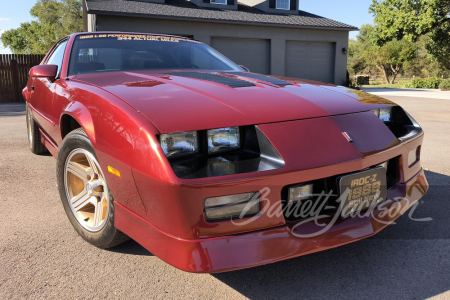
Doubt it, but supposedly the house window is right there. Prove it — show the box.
[276,0,290,10]
[210,0,227,4]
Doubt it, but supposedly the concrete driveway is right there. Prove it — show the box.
[1,92,450,299]
[362,87,450,100]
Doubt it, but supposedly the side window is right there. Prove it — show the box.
[46,40,68,78]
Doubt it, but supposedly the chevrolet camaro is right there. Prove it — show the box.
[23,32,428,273]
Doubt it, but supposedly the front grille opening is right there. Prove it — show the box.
[280,156,399,223]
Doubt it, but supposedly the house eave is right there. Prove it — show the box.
[87,10,359,31]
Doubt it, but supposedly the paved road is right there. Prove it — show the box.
[1,94,450,299]
[362,87,450,100]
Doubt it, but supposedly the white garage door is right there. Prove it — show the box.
[285,41,335,83]
[211,37,270,75]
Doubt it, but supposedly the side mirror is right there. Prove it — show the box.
[29,65,58,79]
[239,65,250,72]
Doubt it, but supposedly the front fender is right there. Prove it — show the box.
[56,79,152,218]
[61,102,96,146]
[22,87,29,101]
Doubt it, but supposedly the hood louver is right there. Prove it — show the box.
[164,72,255,88]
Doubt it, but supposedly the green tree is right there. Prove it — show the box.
[370,0,450,69]
[364,38,417,84]
[348,24,379,76]
[1,0,82,54]
[425,22,450,69]
[402,35,450,77]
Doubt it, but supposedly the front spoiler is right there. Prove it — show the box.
[115,169,428,273]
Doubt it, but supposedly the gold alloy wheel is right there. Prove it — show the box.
[64,149,109,232]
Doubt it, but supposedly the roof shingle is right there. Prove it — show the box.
[86,0,358,30]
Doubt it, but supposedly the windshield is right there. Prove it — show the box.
[68,34,242,76]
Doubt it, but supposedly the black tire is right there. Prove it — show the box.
[56,128,129,248]
[26,104,48,154]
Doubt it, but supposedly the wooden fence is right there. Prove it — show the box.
[0,54,45,103]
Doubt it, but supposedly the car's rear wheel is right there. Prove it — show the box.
[26,104,47,154]
[56,128,129,248]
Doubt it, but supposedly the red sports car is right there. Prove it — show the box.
[24,32,428,273]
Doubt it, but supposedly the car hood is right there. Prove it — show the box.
[72,70,396,134]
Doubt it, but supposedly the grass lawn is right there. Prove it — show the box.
[359,78,411,89]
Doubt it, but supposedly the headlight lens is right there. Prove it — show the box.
[372,107,392,122]
[372,106,423,142]
[204,192,260,221]
[160,131,198,158]
[207,127,240,154]
[159,126,285,179]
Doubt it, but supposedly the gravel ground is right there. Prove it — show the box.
[0,95,449,300]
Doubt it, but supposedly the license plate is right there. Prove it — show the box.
[339,167,387,217]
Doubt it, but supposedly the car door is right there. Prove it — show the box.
[29,39,68,140]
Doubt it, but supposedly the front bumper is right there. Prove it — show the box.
[115,168,428,273]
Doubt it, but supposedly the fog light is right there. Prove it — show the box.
[408,146,420,167]
[288,184,313,204]
[204,192,260,221]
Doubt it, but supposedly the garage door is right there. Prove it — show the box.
[285,41,335,83]
[211,37,270,75]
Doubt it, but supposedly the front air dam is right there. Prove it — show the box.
[114,169,428,273]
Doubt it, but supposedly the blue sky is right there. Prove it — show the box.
[0,0,375,54]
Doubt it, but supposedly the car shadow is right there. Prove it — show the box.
[40,152,53,157]
[211,170,450,299]
[0,103,26,116]
[107,239,154,256]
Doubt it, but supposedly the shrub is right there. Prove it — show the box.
[403,78,443,89]
[426,77,444,89]
[439,79,450,90]
[343,71,360,89]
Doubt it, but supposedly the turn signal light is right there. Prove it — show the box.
[107,166,121,177]
[204,192,260,221]
[408,146,420,167]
